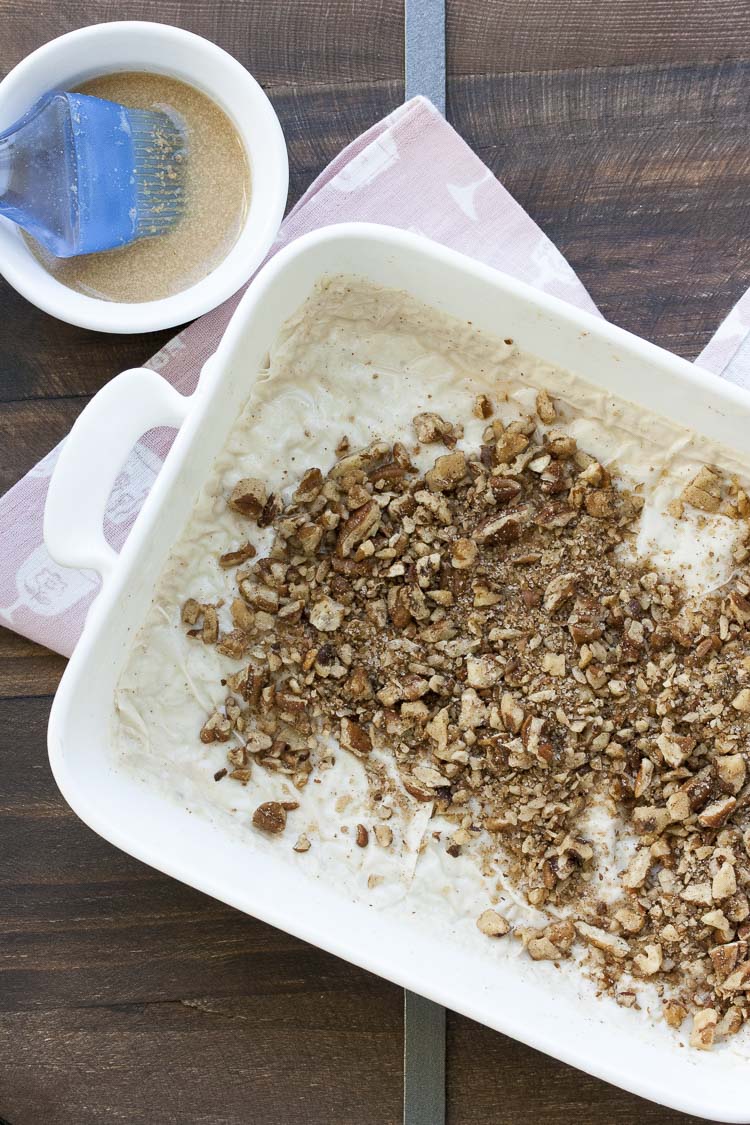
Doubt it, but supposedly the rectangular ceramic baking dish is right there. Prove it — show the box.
[45,224,750,1122]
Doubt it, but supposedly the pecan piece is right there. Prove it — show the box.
[200,711,232,743]
[252,801,288,834]
[219,542,256,568]
[413,412,462,447]
[473,394,493,419]
[228,478,267,519]
[340,717,372,757]
[258,493,283,528]
[216,629,249,659]
[337,500,380,557]
[450,537,478,569]
[425,451,467,492]
[473,509,526,543]
[293,467,324,503]
[689,1008,718,1050]
[476,909,510,937]
[543,573,577,613]
[329,440,391,478]
[699,796,737,829]
[584,489,618,519]
[201,605,219,644]
[182,598,202,625]
[682,466,723,514]
[536,388,557,424]
[309,595,346,632]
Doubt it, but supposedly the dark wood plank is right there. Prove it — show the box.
[0,625,65,698]
[0,0,406,84]
[0,289,174,403]
[3,0,749,82]
[0,400,88,492]
[448,0,750,72]
[451,59,750,356]
[447,1014,705,1125]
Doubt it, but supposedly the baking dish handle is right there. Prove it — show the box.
[44,367,191,583]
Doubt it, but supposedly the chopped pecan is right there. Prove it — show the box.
[682,466,723,514]
[413,413,462,447]
[200,711,232,743]
[219,542,257,568]
[699,796,737,829]
[182,598,202,625]
[473,394,493,419]
[294,467,324,503]
[252,801,288,834]
[201,605,219,644]
[473,509,527,543]
[340,717,372,756]
[536,388,557,424]
[689,1008,718,1050]
[425,452,467,492]
[228,478,267,519]
[543,573,577,613]
[337,500,380,557]
[216,630,249,659]
[309,596,346,632]
[476,909,511,937]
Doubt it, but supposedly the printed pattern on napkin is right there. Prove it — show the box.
[0,96,747,657]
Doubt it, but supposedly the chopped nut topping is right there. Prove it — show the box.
[294,467,324,503]
[450,537,478,569]
[374,823,393,847]
[473,394,493,420]
[252,801,288,834]
[309,596,346,632]
[413,412,463,447]
[689,1008,718,1050]
[536,389,557,425]
[201,605,219,644]
[682,466,723,514]
[219,542,257,568]
[228,478,267,520]
[340,717,372,757]
[476,909,511,937]
[186,415,750,1047]
[425,452,467,492]
[182,598,202,625]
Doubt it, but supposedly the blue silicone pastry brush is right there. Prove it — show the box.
[0,90,186,257]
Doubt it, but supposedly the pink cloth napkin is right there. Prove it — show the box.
[2,96,750,658]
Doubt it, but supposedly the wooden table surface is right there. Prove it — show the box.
[2,2,749,1122]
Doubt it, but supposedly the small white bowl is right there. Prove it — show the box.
[0,22,288,333]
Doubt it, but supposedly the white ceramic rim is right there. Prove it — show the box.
[0,21,288,333]
[45,223,750,1121]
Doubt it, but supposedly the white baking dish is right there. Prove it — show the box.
[45,224,750,1121]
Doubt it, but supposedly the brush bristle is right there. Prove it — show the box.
[125,108,186,239]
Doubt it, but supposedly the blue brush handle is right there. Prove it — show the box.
[0,91,138,257]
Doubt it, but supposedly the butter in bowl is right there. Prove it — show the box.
[0,21,288,333]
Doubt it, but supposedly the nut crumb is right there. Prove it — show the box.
[190,424,750,1048]
[476,909,511,937]
[228,478,267,520]
[252,801,288,834]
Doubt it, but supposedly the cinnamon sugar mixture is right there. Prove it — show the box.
[187,394,750,1053]
[25,71,250,302]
